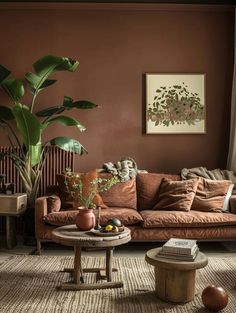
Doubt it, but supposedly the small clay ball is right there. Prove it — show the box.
[202,285,228,312]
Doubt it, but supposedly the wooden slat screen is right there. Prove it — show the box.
[0,146,74,233]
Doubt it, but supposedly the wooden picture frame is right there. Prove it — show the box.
[146,73,206,134]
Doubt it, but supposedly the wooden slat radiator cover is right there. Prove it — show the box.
[0,146,74,233]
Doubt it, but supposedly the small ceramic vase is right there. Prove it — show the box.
[75,207,96,231]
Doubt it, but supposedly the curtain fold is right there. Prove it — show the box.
[227,6,236,171]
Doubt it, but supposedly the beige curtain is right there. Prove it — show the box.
[227,7,236,171]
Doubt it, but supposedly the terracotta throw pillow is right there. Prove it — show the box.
[136,173,180,210]
[47,195,61,213]
[152,178,199,212]
[56,170,108,209]
[191,178,232,213]
[99,173,137,210]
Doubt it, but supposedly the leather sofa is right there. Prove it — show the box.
[35,173,236,254]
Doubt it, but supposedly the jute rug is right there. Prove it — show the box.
[0,255,235,313]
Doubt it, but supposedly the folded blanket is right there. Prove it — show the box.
[101,157,147,182]
[181,166,236,185]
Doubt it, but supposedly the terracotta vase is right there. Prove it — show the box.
[75,207,96,231]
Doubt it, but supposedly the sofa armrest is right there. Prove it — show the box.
[230,195,236,214]
[35,197,50,239]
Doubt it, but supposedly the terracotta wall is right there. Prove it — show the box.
[0,4,234,173]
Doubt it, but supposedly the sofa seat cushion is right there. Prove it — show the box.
[100,208,143,225]
[136,173,180,210]
[140,210,236,228]
[43,210,79,226]
[43,208,143,227]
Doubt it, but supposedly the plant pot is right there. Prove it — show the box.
[75,207,96,231]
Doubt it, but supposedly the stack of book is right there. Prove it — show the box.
[157,238,199,261]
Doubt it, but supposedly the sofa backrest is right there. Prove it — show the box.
[136,173,180,211]
[55,172,137,210]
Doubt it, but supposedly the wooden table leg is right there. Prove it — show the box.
[74,246,81,284]
[6,216,17,249]
[106,247,113,282]
[60,246,123,290]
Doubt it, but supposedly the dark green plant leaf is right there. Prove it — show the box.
[33,55,79,76]
[36,106,65,117]
[12,104,41,148]
[0,105,14,120]
[25,55,79,95]
[49,137,87,155]
[1,79,24,102]
[40,79,57,89]
[0,65,11,83]
[63,96,73,107]
[45,115,86,131]
[70,100,97,109]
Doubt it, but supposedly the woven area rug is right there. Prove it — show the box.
[0,255,236,313]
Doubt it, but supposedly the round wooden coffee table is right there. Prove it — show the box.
[145,247,208,303]
[52,225,131,290]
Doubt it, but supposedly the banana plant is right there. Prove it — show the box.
[0,55,97,207]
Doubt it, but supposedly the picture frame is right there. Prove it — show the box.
[146,73,206,134]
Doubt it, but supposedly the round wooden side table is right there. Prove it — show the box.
[52,225,131,290]
[145,247,208,303]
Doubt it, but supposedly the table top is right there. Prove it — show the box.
[145,247,208,270]
[52,224,131,248]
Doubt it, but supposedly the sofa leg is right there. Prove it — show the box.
[35,240,42,255]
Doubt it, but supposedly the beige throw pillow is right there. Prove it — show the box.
[191,178,232,213]
[152,178,199,212]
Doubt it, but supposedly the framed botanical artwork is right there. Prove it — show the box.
[146,73,206,134]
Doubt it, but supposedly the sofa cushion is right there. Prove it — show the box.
[152,178,199,212]
[43,207,143,227]
[56,170,108,209]
[191,178,232,213]
[99,174,137,210]
[43,210,79,226]
[140,210,236,228]
[47,195,61,213]
[100,207,142,225]
[136,173,180,210]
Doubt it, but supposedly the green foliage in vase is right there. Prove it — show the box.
[64,168,119,209]
[0,55,97,206]
[147,83,205,127]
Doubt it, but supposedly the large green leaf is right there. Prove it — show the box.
[36,106,65,117]
[0,105,14,120]
[49,137,87,155]
[25,55,79,94]
[33,55,79,75]
[29,143,42,167]
[1,79,24,102]
[12,104,41,148]
[45,115,86,131]
[0,64,10,83]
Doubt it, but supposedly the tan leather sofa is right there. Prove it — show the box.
[35,173,236,254]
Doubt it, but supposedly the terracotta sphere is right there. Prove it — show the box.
[202,285,228,312]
